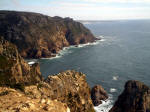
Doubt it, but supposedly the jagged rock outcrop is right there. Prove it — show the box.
[91,85,108,106]
[109,80,150,112]
[0,37,43,86]
[0,10,96,58]
[44,70,95,112]
[0,70,95,112]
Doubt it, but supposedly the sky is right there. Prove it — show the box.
[0,0,150,20]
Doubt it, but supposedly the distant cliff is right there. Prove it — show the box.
[0,11,96,58]
[110,80,150,112]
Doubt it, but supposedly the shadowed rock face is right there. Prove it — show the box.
[91,85,108,106]
[109,80,150,112]
[0,11,96,58]
[0,37,43,86]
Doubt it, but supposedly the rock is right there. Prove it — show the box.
[91,85,108,106]
[109,80,150,112]
[0,37,43,86]
[0,86,70,112]
[45,70,95,112]
[0,37,95,111]
[0,11,97,58]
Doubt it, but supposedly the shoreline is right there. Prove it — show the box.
[26,36,105,65]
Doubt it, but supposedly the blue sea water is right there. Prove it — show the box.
[38,20,150,111]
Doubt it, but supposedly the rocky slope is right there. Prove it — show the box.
[0,10,96,58]
[0,36,43,86]
[0,86,70,112]
[109,80,150,112]
[0,70,95,112]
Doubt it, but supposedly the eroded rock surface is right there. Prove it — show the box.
[0,70,95,112]
[109,80,150,112]
[0,87,70,112]
[91,85,108,106]
[45,70,95,112]
[0,37,43,86]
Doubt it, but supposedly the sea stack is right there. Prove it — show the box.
[91,85,108,106]
[109,80,150,112]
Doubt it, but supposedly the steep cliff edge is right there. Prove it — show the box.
[0,10,96,58]
[44,70,95,112]
[0,36,43,86]
[109,80,150,112]
[0,39,95,111]
[0,70,95,112]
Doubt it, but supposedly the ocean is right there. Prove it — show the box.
[35,20,150,112]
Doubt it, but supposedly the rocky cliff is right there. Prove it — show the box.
[0,36,95,111]
[0,70,95,112]
[45,70,95,112]
[109,80,150,112]
[0,36,43,86]
[0,10,96,58]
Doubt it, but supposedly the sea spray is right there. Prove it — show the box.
[94,94,113,112]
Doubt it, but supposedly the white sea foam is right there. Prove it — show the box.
[112,76,119,81]
[43,36,105,60]
[28,61,35,65]
[110,88,117,93]
[94,94,113,112]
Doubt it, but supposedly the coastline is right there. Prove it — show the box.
[26,36,105,65]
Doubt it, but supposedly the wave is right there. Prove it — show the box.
[94,94,113,112]
[112,76,119,81]
[28,61,35,65]
[26,59,38,65]
[110,88,117,93]
[42,36,105,60]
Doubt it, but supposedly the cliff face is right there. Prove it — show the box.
[0,37,43,86]
[0,11,96,58]
[0,70,95,112]
[110,80,150,112]
[45,70,95,112]
[0,37,95,111]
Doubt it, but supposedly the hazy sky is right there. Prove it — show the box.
[0,0,150,20]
